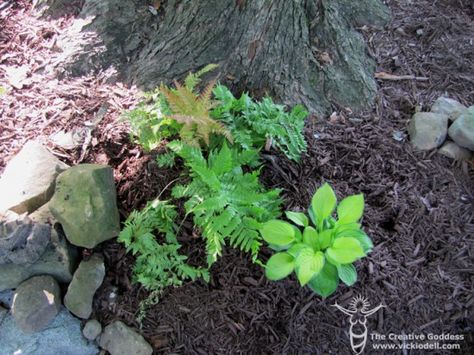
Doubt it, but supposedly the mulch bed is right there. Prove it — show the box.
[1,0,473,354]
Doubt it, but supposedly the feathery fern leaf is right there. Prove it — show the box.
[171,142,282,266]
[160,69,233,148]
[118,199,209,293]
[211,85,307,161]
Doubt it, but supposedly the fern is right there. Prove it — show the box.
[118,199,209,293]
[169,141,282,266]
[160,66,233,148]
[125,64,232,151]
[123,89,181,152]
[156,151,176,168]
[184,63,219,92]
[211,85,308,161]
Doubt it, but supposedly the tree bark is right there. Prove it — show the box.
[39,0,390,115]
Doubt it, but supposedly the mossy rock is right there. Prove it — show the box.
[49,164,120,249]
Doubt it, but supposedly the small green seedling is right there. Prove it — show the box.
[259,183,373,297]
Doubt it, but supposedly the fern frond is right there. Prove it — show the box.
[174,143,282,266]
[184,63,218,91]
[211,85,308,161]
[118,199,208,294]
[159,66,232,148]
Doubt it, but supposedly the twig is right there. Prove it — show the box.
[375,71,429,81]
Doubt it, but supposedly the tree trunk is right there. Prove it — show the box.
[38,0,390,115]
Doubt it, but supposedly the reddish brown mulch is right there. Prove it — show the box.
[1,1,473,354]
[0,0,139,173]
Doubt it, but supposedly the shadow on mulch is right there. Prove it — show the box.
[1,0,473,354]
[86,1,474,354]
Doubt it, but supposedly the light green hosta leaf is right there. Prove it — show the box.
[335,223,361,235]
[337,264,357,286]
[265,252,295,280]
[302,226,318,250]
[311,183,337,227]
[259,220,295,246]
[337,194,364,224]
[308,262,339,297]
[287,243,307,258]
[293,225,302,242]
[335,228,373,253]
[285,211,308,227]
[326,237,365,264]
[295,249,325,286]
[318,229,333,250]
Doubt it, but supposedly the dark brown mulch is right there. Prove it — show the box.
[91,1,474,354]
[1,0,473,354]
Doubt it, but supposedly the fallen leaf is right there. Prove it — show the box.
[5,65,30,89]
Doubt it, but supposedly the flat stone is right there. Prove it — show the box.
[12,275,61,333]
[408,112,448,150]
[29,201,57,225]
[0,228,78,291]
[0,140,68,214]
[0,289,14,306]
[0,306,99,355]
[431,97,467,121]
[438,141,473,161]
[0,218,50,265]
[64,254,105,319]
[0,304,7,324]
[99,321,153,355]
[49,164,120,248]
[448,107,474,150]
[83,319,102,341]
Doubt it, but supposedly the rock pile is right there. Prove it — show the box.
[408,97,473,160]
[0,140,152,353]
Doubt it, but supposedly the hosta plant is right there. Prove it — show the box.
[259,183,373,297]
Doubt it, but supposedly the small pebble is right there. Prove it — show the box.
[83,319,102,341]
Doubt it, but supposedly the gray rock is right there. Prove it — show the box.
[0,306,99,355]
[83,319,102,341]
[12,275,61,333]
[438,141,473,161]
[448,107,474,150]
[0,304,8,324]
[0,228,78,291]
[49,164,120,248]
[0,217,50,264]
[0,140,68,214]
[99,321,153,355]
[64,254,105,319]
[431,97,467,121]
[408,112,448,150]
[29,201,57,225]
[0,289,14,306]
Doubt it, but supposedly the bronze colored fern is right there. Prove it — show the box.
[160,67,232,147]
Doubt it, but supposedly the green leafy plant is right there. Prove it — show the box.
[125,64,232,151]
[259,183,373,297]
[211,85,308,161]
[156,151,176,168]
[124,88,181,151]
[118,198,209,293]
[160,64,233,148]
[169,141,282,266]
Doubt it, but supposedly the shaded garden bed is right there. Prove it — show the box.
[1,0,473,353]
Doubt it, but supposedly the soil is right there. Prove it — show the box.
[1,1,473,354]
